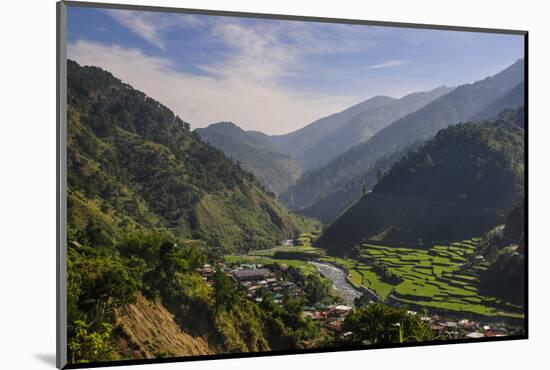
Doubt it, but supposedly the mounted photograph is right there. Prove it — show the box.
[57,1,527,368]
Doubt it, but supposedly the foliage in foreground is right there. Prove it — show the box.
[342,304,433,345]
[67,227,326,363]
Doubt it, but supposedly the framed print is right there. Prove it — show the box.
[57,1,528,368]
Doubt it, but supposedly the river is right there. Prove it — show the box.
[309,261,361,306]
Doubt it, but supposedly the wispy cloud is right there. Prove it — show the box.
[68,40,357,135]
[366,59,409,69]
[105,9,205,49]
[68,13,442,133]
[198,20,378,86]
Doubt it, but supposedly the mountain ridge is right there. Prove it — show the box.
[270,95,396,169]
[196,122,302,195]
[280,59,524,216]
[298,86,454,170]
[317,108,525,251]
[67,60,317,253]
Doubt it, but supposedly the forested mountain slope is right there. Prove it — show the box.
[280,59,524,216]
[196,122,302,195]
[471,81,525,122]
[317,108,525,251]
[297,145,417,224]
[67,60,316,253]
[298,86,453,170]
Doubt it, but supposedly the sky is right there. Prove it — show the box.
[67,6,524,135]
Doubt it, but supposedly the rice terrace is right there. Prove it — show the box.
[61,3,526,365]
[231,232,524,320]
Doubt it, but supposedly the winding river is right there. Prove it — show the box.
[309,261,361,306]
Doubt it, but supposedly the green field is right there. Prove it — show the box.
[226,234,522,319]
[224,232,323,275]
[321,239,523,318]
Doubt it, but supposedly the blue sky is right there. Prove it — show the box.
[67,6,524,135]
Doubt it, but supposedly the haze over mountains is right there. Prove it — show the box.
[197,60,524,225]
[317,108,525,250]
[269,95,396,168]
[278,59,525,222]
[471,80,525,122]
[67,60,317,253]
[69,56,524,247]
[196,122,302,195]
[296,86,454,170]
[197,86,452,195]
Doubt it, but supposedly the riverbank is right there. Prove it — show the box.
[308,261,361,306]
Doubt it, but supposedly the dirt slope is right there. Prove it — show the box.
[115,292,213,359]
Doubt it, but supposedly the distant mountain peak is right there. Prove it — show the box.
[279,60,524,221]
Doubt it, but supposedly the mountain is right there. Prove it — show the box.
[297,145,417,224]
[280,59,524,215]
[298,86,454,170]
[316,109,525,251]
[196,122,302,195]
[471,81,525,122]
[478,198,525,306]
[271,95,396,169]
[196,87,450,195]
[67,60,317,253]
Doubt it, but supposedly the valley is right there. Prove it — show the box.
[65,56,526,364]
[231,234,523,320]
[221,232,524,345]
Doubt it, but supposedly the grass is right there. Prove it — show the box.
[226,234,522,319]
[224,232,325,275]
[333,238,523,318]
[224,254,318,274]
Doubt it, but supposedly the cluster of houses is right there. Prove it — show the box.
[233,265,304,303]
[303,304,353,332]
[198,262,305,303]
[198,263,514,339]
[226,263,355,332]
[418,313,511,339]
[198,262,353,332]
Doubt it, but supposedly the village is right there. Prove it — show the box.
[197,260,514,341]
[198,261,354,333]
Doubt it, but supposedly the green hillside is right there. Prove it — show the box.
[281,60,524,218]
[67,60,318,253]
[296,146,416,224]
[196,122,302,195]
[317,109,524,251]
[478,198,525,305]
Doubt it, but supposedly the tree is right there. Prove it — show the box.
[81,220,112,249]
[304,274,330,304]
[67,249,139,363]
[68,321,114,364]
[353,292,371,308]
[342,304,432,345]
[212,270,238,311]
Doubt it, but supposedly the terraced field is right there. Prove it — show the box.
[322,239,523,318]
[225,232,323,275]
[251,233,321,258]
[227,234,522,319]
